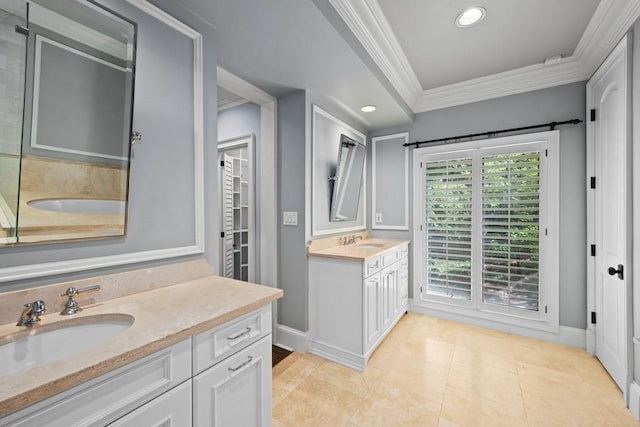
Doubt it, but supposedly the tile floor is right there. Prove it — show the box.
[272,313,640,426]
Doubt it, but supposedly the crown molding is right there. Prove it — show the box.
[328,0,639,115]
[414,59,589,113]
[575,0,640,75]
[327,0,421,108]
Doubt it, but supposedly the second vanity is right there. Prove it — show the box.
[307,233,409,371]
[0,260,282,426]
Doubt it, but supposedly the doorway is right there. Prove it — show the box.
[587,34,632,394]
[218,136,255,282]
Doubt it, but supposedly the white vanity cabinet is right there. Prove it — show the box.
[309,243,409,371]
[1,306,273,427]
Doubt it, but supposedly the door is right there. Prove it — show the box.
[218,135,255,282]
[364,273,381,352]
[221,153,235,278]
[589,35,631,391]
[193,336,271,427]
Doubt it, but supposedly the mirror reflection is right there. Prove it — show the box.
[330,134,366,222]
[0,0,136,245]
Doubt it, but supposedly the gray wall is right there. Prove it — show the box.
[278,90,308,331]
[370,81,587,329]
[632,21,640,385]
[277,90,369,333]
[0,0,219,289]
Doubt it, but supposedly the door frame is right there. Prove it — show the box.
[217,68,279,338]
[586,34,633,398]
[218,134,256,282]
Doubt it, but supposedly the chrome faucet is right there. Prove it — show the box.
[60,285,101,315]
[341,235,364,245]
[16,300,46,327]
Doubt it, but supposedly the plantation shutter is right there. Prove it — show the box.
[481,150,541,311]
[424,157,473,300]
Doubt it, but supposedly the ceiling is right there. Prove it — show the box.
[377,0,600,90]
[182,0,640,131]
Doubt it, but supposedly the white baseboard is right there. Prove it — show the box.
[308,340,365,371]
[274,324,308,353]
[629,381,640,420]
[409,301,586,349]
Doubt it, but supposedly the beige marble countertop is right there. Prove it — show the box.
[0,276,282,418]
[307,238,410,261]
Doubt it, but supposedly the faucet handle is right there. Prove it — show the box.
[30,300,46,316]
[61,285,101,297]
[60,285,100,315]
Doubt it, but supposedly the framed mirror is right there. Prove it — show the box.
[0,0,136,245]
[330,134,366,221]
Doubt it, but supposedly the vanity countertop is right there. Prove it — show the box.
[307,238,410,261]
[0,275,282,418]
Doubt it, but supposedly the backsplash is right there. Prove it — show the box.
[306,231,369,252]
[0,259,213,325]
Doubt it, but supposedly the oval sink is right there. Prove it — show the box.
[0,314,134,376]
[355,243,385,249]
[28,199,126,215]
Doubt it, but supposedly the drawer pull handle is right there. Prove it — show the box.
[227,327,252,341]
[228,355,253,372]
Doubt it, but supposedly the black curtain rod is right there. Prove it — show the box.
[404,118,583,148]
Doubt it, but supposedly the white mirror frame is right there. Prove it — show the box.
[0,0,205,283]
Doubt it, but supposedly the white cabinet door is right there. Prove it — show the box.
[193,336,271,427]
[380,266,393,330]
[364,273,381,352]
[109,381,192,427]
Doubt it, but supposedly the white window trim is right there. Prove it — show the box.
[411,131,560,333]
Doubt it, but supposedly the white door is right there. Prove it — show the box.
[193,337,271,427]
[589,35,631,391]
[221,153,235,278]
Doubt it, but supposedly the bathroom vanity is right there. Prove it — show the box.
[308,235,409,371]
[0,260,282,426]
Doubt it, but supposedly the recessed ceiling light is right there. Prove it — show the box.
[456,7,486,28]
[361,105,376,112]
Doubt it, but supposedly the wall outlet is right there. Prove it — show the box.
[283,211,298,226]
[375,213,382,223]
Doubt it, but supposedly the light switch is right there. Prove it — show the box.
[283,211,298,226]
[375,213,383,223]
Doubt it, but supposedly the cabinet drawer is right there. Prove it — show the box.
[400,257,408,271]
[109,380,192,426]
[381,249,399,267]
[2,340,192,427]
[193,335,272,427]
[193,305,271,374]
[364,256,381,277]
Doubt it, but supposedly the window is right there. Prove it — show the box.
[415,132,559,328]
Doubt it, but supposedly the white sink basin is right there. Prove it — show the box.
[355,243,386,249]
[28,199,126,215]
[0,314,133,376]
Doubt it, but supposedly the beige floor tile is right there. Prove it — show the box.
[272,351,303,379]
[309,360,371,397]
[447,362,523,406]
[298,352,328,368]
[382,354,450,403]
[272,359,317,392]
[439,386,528,427]
[273,378,361,427]
[351,382,441,427]
[272,313,639,426]
[451,346,518,373]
